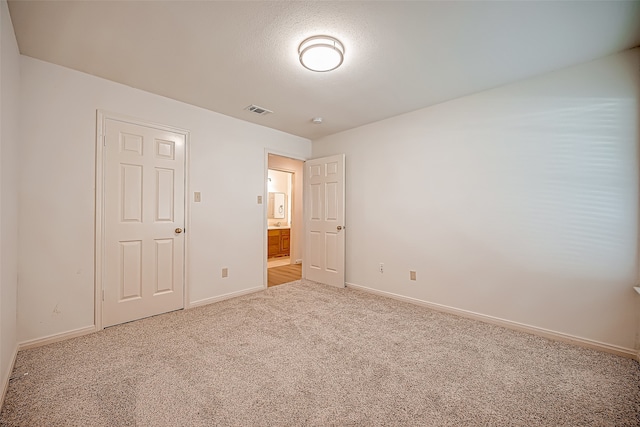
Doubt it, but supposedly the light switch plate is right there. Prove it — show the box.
[222,268,228,278]
[194,192,201,202]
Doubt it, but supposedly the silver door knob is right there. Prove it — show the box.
[337,226,343,231]
[175,228,183,234]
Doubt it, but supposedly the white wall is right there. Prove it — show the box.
[18,56,311,343]
[0,0,20,401]
[313,49,640,352]
[268,169,291,224]
[268,155,304,264]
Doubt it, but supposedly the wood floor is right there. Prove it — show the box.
[268,263,302,287]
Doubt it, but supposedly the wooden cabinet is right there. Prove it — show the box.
[281,231,290,254]
[268,228,290,258]
[268,230,280,258]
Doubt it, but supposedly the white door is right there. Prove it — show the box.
[103,118,186,327]
[304,154,345,288]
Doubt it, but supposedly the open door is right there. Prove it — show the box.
[304,154,345,288]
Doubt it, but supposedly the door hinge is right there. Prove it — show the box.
[102,290,105,301]
[102,135,106,146]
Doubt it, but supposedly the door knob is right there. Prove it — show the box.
[337,226,343,231]
[175,228,183,234]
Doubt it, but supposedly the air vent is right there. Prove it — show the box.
[245,104,273,116]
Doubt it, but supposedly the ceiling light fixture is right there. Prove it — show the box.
[298,35,345,72]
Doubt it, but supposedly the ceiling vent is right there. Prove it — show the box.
[245,104,273,116]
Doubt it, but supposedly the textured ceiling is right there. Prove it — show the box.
[8,1,640,140]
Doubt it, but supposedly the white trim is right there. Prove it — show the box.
[95,110,105,331]
[17,326,97,351]
[346,282,636,359]
[95,110,190,331]
[97,110,191,135]
[183,123,192,315]
[1,344,18,409]
[265,148,308,163]
[188,286,264,309]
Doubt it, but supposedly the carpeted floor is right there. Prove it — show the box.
[1,280,639,426]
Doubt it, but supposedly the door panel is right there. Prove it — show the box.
[121,164,143,222]
[325,233,338,272]
[326,182,338,220]
[120,240,142,300]
[310,183,321,219]
[155,168,174,221]
[154,239,174,294]
[103,118,185,327]
[304,154,345,288]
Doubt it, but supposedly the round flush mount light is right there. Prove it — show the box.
[298,35,345,72]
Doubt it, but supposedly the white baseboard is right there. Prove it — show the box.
[188,286,264,309]
[1,344,18,410]
[16,286,265,351]
[346,282,636,359]
[18,325,97,351]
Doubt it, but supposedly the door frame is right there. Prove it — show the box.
[263,149,307,288]
[95,110,191,330]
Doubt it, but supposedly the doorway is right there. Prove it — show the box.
[266,154,304,287]
[96,112,188,328]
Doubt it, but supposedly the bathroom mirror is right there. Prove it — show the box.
[268,192,286,219]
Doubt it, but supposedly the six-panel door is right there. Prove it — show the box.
[103,118,185,327]
[304,154,345,288]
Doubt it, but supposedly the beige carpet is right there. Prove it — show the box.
[1,280,639,426]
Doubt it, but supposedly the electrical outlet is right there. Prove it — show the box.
[257,195,263,204]
[222,268,228,278]
[194,192,201,202]
[410,270,416,281]
[379,263,384,273]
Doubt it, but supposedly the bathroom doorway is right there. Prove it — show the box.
[267,154,304,287]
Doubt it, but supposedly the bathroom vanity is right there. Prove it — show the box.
[268,227,290,258]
